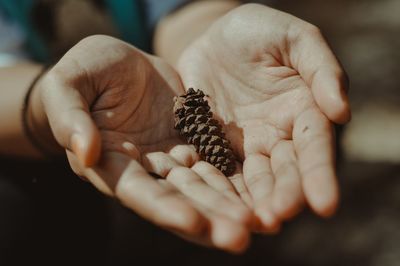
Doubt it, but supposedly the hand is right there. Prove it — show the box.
[33,35,253,252]
[177,4,351,232]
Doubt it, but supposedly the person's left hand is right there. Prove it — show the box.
[35,35,254,252]
[177,4,351,232]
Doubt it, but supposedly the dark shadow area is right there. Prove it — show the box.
[0,157,110,265]
[248,161,400,266]
[1,158,399,266]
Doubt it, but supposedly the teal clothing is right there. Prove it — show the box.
[0,0,186,63]
[0,0,50,61]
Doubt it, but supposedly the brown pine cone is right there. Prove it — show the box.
[173,88,236,176]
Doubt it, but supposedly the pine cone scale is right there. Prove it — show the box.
[173,88,236,176]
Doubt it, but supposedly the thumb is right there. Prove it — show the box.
[40,73,101,167]
[290,25,351,124]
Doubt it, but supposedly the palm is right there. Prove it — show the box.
[179,54,314,158]
[89,54,184,155]
[177,4,342,231]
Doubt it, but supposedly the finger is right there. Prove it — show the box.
[270,140,304,220]
[191,161,243,205]
[142,151,181,178]
[84,152,207,236]
[227,163,254,208]
[173,208,250,254]
[168,145,200,167]
[293,108,339,217]
[157,179,250,253]
[96,132,141,160]
[208,215,249,254]
[166,165,253,226]
[243,153,280,233]
[191,161,255,227]
[66,150,88,181]
[40,73,100,166]
[290,25,351,124]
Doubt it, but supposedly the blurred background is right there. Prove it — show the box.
[251,0,400,265]
[0,0,399,265]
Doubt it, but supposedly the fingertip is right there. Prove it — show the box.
[272,193,304,221]
[312,68,351,124]
[311,191,339,218]
[175,208,208,236]
[321,95,351,125]
[255,208,281,234]
[306,179,340,218]
[228,232,251,255]
[215,224,250,254]
[260,222,281,235]
[333,106,351,125]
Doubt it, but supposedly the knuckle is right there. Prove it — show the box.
[170,145,199,167]
[237,3,264,12]
[76,34,112,47]
[304,23,321,36]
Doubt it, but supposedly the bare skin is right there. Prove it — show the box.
[0,63,45,157]
[0,2,351,253]
[37,35,254,253]
[176,4,351,231]
[0,2,254,253]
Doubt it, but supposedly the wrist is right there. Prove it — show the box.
[154,0,239,67]
[28,68,64,157]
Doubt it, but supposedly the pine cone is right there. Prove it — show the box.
[173,88,236,176]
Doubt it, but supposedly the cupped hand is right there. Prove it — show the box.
[177,4,351,232]
[36,35,253,252]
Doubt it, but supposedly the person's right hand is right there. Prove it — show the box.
[176,4,351,233]
[32,35,254,253]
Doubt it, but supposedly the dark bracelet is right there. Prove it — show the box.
[21,65,55,158]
